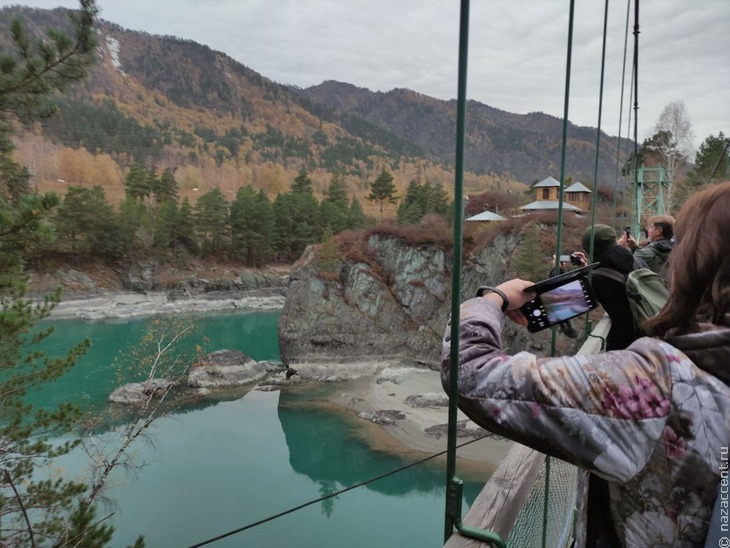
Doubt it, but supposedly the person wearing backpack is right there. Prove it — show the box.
[571,224,639,350]
[442,181,730,546]
[620,214,675,279]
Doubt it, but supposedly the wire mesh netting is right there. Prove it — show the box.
[506,457,579,548]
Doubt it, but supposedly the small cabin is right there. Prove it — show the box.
[519,177,583,213]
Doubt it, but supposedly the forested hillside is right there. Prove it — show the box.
[1,5,629,210]
[299,81,628,183]
[2,5,519,217]
[0,5,631,278]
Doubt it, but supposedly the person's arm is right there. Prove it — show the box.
[441,294,678,482]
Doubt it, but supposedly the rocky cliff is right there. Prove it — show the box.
[278,229,557,379]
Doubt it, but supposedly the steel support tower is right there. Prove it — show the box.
[629,166,671,234]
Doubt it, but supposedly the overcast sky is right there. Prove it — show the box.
[4,1,728,152]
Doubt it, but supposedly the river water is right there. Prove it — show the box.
[36,311,488,547]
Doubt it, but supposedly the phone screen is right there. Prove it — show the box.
[521,276,598,332]
[540,279,591,323]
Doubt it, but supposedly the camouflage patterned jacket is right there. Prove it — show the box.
[441,297,730,547]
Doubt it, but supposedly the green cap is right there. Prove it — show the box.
[582,224,617,258]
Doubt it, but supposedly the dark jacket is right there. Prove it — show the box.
[592,244,637,350]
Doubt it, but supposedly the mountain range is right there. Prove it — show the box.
[2,5,633,203]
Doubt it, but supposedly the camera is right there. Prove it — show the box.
[570,254,582,266]
[519,264,599,332]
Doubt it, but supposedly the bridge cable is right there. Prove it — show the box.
[186,434,493,548]
[542,3,577,548]
[549,0,576,358]
[631,0,640,197]
[584,0,611,298]
[610,0,634,228]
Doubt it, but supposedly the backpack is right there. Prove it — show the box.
[592,266,670,334]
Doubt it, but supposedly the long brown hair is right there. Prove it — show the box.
[644,181,730,336]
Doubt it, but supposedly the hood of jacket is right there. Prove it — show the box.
[596,244,635,274]
[650,238,674,255]
[665,322,730,386]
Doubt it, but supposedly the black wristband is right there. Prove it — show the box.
[476,286,509,312]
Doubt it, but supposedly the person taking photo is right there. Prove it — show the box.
[442,182,730,546]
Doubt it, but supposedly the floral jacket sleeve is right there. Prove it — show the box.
[441,297,730,546]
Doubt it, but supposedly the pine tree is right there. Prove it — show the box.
[154,200,179,250]
[194,187,230,255]
[251,189,274,265]
[513,224,546,281]
[273,190,321,261]
[323,172,348,207]
[116,196,145,254]
[231,185,273,265]
[674,132,729,211]
[55,185,118,257]
[291,167,313,194]
[366,168,398,216]
[124,162,150,201]
[426,182,450,216]
[0,2,128,544]
[175,197,197,252]
[320,172,350,234]
[153,167,179,205]
[347,197,370,230]
[0,154,31,204]
[397,179,425,225]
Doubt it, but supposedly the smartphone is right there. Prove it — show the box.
[625,226,631,237]
[520,276,598,333]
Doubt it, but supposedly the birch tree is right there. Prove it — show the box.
[644,101,695,210]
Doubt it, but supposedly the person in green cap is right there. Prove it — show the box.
[572,224,643,350]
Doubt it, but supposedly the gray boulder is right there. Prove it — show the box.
[109,378,174,406]
[187,349,281,389]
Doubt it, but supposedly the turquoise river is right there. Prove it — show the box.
[34,311,488,547]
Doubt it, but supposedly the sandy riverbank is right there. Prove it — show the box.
[323,366,514,474]
[47,291,286,320]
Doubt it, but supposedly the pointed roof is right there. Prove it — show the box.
[533,176,561,188]
[565,182,592,193]
[465,211,506,222]
[519,200,582,212]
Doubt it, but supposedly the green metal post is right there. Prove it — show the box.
[550,0,575,355]
[442,0,509,543]
[444,0,471,542]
